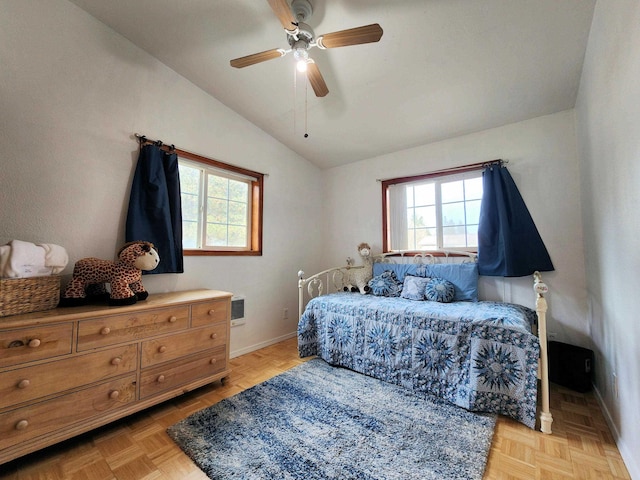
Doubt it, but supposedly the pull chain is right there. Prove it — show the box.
[292,68,309,138]
[304,73,309,138]
[293,68,297,135]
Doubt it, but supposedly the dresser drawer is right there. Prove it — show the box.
[0,323,73,368]
[139,346,227,399]
[191,299,229,327]
[141,323,227,368]
[0,374,136,450]
[0,344,137,410]
[77,306,189,351]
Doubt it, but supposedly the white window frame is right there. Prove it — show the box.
[176,149,263,257]
[180,159,255,251]
[383,169,483,252]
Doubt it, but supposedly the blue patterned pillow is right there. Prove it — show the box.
[368,271,402,297]
[400,275,430,301]
[415,263,479,301]
[425,277,455,303]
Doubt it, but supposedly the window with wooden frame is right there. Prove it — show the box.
[382,168,483,253]
[178,150,263,256]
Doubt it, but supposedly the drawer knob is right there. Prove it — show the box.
[208,309,215,316]
[15,420,29,431]
[111,357,122,366]
[158,345,167,353]
[210,358,217,365]
[28,339,41,348]
[168,316,177,323]
[210,333,218,340]
[100,327,111,335]
[109,390,120,400]
[157,375,166,383]
[17,379,30,389]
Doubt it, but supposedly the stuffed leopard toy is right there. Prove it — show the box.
[59,241,160,307]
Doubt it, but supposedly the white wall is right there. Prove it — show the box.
[575,1,640,477]
[0,0,324,357]
[322,110,589,344]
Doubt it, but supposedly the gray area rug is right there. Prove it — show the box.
[167,358,496,480]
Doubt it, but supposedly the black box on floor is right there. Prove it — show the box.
[548,341,594,392]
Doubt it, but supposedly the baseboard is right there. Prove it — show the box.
[592,385,639,479]
[230,331,297,359]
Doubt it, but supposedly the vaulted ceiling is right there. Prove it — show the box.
[68,0,596,169]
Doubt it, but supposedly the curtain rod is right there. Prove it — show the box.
[376,159,506,183]
[134,133,268,178]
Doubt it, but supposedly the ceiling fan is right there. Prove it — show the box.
[230,0,383,97]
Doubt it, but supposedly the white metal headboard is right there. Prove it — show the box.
[297,249,478,317]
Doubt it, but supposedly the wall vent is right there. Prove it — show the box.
[231,295,245,326]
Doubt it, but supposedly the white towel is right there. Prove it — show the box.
[37,243,69,274]
[0,245,10,277]
[3,240,51,278]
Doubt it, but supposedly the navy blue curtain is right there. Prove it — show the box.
[126,144,184,274]
[477,165,553,277]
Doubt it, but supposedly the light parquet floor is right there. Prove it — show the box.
[0,337,631,480]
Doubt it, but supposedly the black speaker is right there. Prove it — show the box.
[548,341,594,393]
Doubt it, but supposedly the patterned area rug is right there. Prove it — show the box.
[167,359,496,480]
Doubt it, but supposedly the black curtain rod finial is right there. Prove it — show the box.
[482,159,506,170]
[134,134,176,152]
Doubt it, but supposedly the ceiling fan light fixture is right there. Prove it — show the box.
[296,59,309,72]
[293,45,308,61]
[293,44,309,72]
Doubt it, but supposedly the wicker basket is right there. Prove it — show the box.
[0,276,61,317]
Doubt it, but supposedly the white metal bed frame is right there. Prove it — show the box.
[297,249,553,434]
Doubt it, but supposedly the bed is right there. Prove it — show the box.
[297,251,553,433]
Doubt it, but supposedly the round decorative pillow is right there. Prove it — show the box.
[367,270,402,297]
[425,277,455,303]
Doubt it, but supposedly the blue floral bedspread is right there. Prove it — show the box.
[298,292,540,428]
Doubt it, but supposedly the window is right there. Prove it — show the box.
[177,149,263,256]
[383,170,483,252]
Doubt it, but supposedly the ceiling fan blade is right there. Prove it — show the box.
[267,0,297,32]
[230,48,284,68]
[317,23,383,49]
[307,61,329,97]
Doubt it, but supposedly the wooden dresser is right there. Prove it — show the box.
[0,289,232,464]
